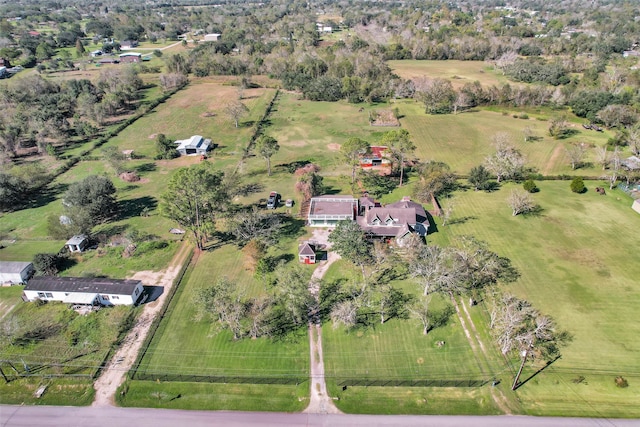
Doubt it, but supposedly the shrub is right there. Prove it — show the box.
[570,177,586,193]
[523,179,538,193]
[615,376,629,388]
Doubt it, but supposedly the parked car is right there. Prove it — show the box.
[267,191,279,209]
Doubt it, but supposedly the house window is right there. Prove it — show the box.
[65,293,70,296]
[112,295,119,300]
[102,295,110,300]
[134,288,140,296]
[45,293,53,298]
[38,292,45,298]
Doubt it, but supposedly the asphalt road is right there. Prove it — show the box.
[1,405,637,427]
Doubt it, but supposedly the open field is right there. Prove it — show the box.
[389,60,512,89]
[429,181,640,417]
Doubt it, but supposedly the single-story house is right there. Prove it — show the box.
[90,50,103,57]
[204,33,221,42]
[174,135,212,156]
[298,242,316,264]
[0,261,34,285]
[308,195,358,227]
[0,66,6,77]
[633,199,640,214]
[119,52,142,63]
[356,196,429,246]
[98,57,119,64]
[66,235,89,253]
[23,277,144,306]
[120,40,139,49]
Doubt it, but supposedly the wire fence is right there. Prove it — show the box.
[336,378,493,388]
[131,371,306,385]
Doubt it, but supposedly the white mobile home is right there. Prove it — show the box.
[0,261,34,285]
[23,277,144,306]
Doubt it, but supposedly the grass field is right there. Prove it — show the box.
[428,180,640,417]
[389,60,513,89]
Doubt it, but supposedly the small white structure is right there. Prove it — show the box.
[633,199,640,214]
[307,195,358,227]
[120,40,139,49]
[90,50,103,57]
[174,135,212,156]
[23,277,144,306]
[0,261,34,285]
[66,235,89,253]
[0,66,6,77]
[204,33,221,42]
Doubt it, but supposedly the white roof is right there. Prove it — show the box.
[175,135,211,151]
[63,293,98,305]
[66,234,88,245]
[119,52,142,57]
[0,261,32,274]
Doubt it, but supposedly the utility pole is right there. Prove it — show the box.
[512,345,532,390]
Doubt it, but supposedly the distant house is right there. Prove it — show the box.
[623,50,640,58]
[119,52,142,63]
[633,199,640,215]
[23,277,144,306]
[90,50,103,57]
[298,242,316,264]
[0,58,11,67]
[0,261,34,285]
[66,235,89,253]
[307,195,358,227]
[98,57,119,64]
[120,40,139,49]
[174,135,212,156]
[204,33,221,42]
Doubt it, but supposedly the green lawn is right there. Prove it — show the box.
[431,180,640,416]
[389,59,512,89]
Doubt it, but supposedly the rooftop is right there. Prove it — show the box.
[309,195,357,217]
[25,277,142,296]
[0,261,32,274]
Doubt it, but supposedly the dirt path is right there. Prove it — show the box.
[92,241,192,407]
[544,144,564,175]
[452,297,512,415]
[303,229,342,414]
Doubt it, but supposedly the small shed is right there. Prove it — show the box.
[0,261,34,285]
[66,235,89,253]
[204,33,221,42]
[633,199,640,214]
[174,135,212,156]
[298,242,316,264]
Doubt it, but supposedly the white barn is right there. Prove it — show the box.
[174,135,212,156]
[23,277,144,306]
[0,261,34,285]
[633,199,640,214]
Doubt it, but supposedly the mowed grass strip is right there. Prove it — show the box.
[137,245,309,379]
[388,59,511,89]
[437,181,640,415]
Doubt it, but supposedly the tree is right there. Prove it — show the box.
[628,126,640,156]
[273,264,313,326]
[0,173,27,212]
[63,175,117,227]
[484,135,526,182]
[489,293,570,390]
[522,179,538,193]
[254,135,280,176]
[566,143,588,170]
[225,101,249,128]
[570,176,586,193]
[606,147,622,189]
[160,163,230,250]
[193,277,246,340]
[548,116,570,139]
[408,245,459,297]
[102,146,126,175]
[330,299,358,330]
[340,137,370,184]
[328,220,373,279]
[155,134,178,160]
[33,253,60,276]
[507,189,536,216]
[75,38,85,58]
[412,161,456,202]
[522,126,535,143]
[230,206,282,246]
[414,77,456,114]
[382,129,415,187]
[468,165,492,191]
[594,146,609,170]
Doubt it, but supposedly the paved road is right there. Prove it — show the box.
[0,405,637,427]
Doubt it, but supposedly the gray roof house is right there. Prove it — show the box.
[298,242,316,264]
[23,277,144,306]
[175,135,212,156]
[0,261,34,285]
[66,234,89,253]
[356,197,429,245]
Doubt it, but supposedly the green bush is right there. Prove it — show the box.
[523,179,538,193]
[570,177,586,193]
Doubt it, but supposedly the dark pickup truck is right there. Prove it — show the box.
[267,191,279,209]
